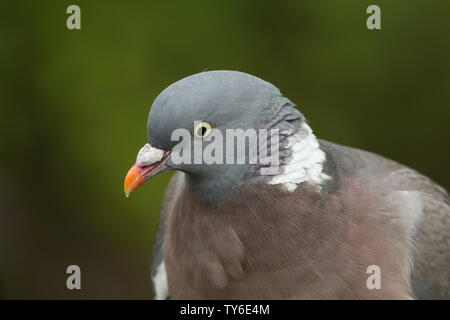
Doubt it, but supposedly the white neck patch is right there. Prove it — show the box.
[267,123,330,192]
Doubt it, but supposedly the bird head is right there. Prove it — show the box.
[124,70,306,202]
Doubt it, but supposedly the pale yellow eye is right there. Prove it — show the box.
[194,121,212,139]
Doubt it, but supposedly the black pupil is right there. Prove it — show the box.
[199,126,207,136]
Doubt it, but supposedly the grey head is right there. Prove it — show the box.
[146,70,306,203]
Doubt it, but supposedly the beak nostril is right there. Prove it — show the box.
[124,146,171,197]
[137,143,165,166]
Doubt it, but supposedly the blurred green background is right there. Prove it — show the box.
[0,0,449,299]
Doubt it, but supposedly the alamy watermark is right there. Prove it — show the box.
[167,122,281,175]
[66,265,81,290]
[66,5,81,30]
[366,5,381,30]
[366,265,381,290]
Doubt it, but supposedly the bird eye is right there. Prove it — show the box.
[194,121,212,139]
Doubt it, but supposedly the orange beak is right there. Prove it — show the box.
[124,151,170,197]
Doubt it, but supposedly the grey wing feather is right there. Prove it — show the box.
[384,168,450,299]
[151,171,185,299]
[322,140,450,299]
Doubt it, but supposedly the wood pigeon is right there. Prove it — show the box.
[124,71,449,299]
